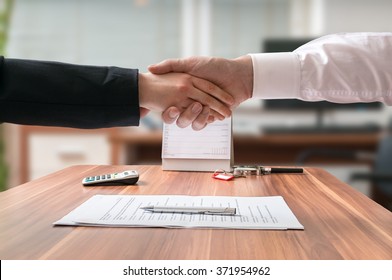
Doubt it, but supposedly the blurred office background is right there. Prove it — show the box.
[1,0,391,209]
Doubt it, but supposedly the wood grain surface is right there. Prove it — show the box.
[0,165,391,260]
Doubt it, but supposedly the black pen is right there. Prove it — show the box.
[260,167,303,175]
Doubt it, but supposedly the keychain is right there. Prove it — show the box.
[213,166,304,181]
[212,169,246,181]
[212,169,234,181]
[233,165,303,176]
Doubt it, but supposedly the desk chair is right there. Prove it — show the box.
[297,134,392,211]
[350,134,392,211]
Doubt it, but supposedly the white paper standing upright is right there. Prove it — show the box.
[162,118,233,171]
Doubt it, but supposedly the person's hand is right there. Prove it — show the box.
[138,72,234,126]
[148,55,254,109]
[161,103,214,131]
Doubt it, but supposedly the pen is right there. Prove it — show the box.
[260,167,303,175]
[140,206,236,215]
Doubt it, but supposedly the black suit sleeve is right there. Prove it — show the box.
[0,56,140,128]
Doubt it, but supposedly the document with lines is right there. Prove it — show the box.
[162,118,232,171]
[54,195,304,230]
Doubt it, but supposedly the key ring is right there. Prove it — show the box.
[233,165,304,176]
[213,169,246,181]
[212,169,234,181]
[232,166,259,176]
[213,169,227,175]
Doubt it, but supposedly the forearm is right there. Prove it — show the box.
[250,32,392,105]
[0,57,140,128]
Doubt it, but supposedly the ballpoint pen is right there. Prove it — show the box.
[140,206,236,215]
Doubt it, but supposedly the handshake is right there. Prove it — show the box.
[3,33,388,130]
[139,55,253,131]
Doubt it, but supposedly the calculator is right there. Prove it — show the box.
[82,170,139,186]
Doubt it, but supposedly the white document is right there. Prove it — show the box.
[162,118,232,171]
[54,195,304,230]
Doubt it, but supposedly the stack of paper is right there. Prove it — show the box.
[54,195,304,230]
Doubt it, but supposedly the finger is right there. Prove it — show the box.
[204,108,230,125]
[176,102,203,128]
[161,107,180,124]
[148,58,187,74]
[192,77,235,107]
[208,109,224,122]
[191,106,210,131]
[207,115,215,124]
[188,79,232,119]
[140,107,150,118]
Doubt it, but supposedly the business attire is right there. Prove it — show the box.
[0,57,140,128]
[250,32,392,105]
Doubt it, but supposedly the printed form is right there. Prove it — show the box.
[161,118,232,171]
[162,118,231,159]
[54,195,304,230]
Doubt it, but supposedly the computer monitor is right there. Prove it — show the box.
[262,38,383,128]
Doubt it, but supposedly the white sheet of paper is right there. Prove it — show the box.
[54,195,304,230]
[162,118,231,160]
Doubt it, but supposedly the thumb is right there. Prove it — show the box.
[148,58,186,74]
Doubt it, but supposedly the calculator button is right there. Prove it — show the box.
[96,176,100,180]
[107,174,111,179]
[101,175,106,179]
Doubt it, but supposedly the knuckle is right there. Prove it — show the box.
[177,78,193,94]
[177,83,191,94]
[206,82,216,92]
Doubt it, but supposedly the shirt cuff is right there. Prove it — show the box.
[249,52,300,100]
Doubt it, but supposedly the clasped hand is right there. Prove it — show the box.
[139,55,253,130]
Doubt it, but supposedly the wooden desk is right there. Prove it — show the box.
[0,165,391,260]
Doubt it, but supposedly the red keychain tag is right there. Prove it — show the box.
[212,170,234,181]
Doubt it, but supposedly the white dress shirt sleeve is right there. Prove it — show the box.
[249,32,392,105]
